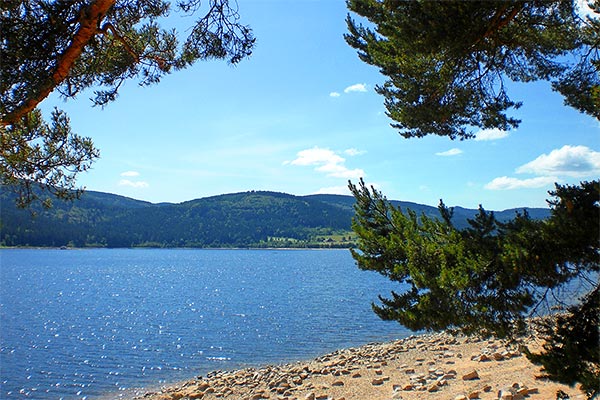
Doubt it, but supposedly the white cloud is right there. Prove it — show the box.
[290,147,345,166]
[344,148,366,156]
[435,148,463,156]
[120,170,140,177]
[118,179,149,188]
[474,128,510,141]
[330,83,368,98]
[485,145,600,191]
[516,145,600,177]
[344,83,367,93]
[288,146,365,180]
[485,176,559,190]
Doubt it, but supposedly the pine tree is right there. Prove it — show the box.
[1,0,254,206]
[345,0,599,139]
[345,1,599,395]
[349,179,599,398]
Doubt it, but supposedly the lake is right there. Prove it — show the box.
[0,249,410,399]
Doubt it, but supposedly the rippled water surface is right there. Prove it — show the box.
[0,249,409,399]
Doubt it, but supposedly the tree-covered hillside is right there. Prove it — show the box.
[0,187,550,248]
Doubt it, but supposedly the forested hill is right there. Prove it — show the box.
[0,188,550,248]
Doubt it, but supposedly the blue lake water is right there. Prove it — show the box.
[0,249,411,399]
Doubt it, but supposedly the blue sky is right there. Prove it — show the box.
[41,0,599,210]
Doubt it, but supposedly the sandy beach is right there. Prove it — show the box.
[134,331,585,400]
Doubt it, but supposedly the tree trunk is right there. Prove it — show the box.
[1,0,116,127]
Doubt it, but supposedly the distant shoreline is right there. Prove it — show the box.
[0,245,355,250]
[2,187,550,250]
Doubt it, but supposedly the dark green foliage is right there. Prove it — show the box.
[524,181,600,399]
[350,178,599,396]
[351,179,534,337]
[545,181,600,269]
[0,189,354,248]
[526,287,599,399]
[0,109,99,208]
[345,0,599,139]
[1,0,254,121]
[1,0,254,207]
[0,187,550,248]
[345,3,599,394]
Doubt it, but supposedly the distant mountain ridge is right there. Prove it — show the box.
[0,187,550,248]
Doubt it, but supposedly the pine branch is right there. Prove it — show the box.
[1,0,116,127]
